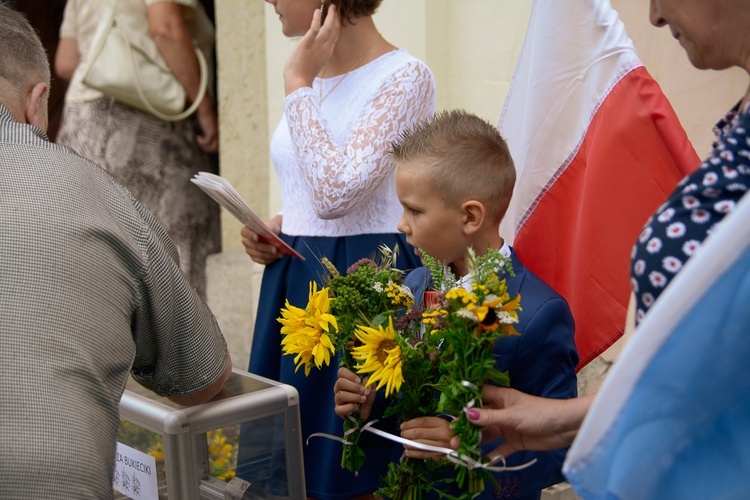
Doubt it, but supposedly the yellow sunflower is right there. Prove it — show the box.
[466,292,522,334]
[352,316,403,397]
[498,293,522,321]
[278,282,338,375]
[466,295,503,323]
[496,293,522,335]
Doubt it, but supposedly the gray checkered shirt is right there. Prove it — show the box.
[0,104,229,499]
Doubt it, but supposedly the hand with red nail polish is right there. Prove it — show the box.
[453,386,594,459]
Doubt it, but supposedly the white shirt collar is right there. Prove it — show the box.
[499,240,511,258]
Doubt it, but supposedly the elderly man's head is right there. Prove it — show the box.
[0,4,50,130]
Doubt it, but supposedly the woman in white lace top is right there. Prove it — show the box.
[238,1,436,499]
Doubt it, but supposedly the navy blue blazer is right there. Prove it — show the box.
[404,248,579,500]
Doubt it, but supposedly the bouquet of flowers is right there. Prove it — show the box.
[277,246,522,499]
[278,245,412,473]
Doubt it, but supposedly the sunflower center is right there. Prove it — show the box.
[376,340,396,363]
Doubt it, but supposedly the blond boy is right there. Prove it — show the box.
[335,110,578,500]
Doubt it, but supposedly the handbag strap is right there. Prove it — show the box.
[116,11,209,122]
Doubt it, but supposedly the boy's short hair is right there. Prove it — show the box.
[390,110,516,222]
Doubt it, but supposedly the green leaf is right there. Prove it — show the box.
[372,313,388,327]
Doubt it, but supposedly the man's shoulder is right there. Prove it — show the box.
[1,128,101,175]
[1,137,161,242]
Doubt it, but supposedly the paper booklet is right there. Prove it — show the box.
[191,172,304,260]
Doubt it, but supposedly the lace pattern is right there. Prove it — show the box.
[273,49,436,237]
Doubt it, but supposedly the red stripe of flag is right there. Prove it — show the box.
[500,0,700,370]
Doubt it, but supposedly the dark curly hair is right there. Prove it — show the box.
[334,0,384,24]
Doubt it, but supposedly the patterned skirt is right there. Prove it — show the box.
[56,97,220,297]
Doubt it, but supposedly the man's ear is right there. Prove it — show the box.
[461,200,485,236]
[25,82,48,131]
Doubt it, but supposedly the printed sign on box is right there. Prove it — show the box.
[113,442,159,500]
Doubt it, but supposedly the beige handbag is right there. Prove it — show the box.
[80,0,208,122]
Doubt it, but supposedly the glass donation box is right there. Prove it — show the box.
[117,369,305,499]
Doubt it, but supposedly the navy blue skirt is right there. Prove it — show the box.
[241,232,421,500]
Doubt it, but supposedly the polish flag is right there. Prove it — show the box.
[498,0,700,369]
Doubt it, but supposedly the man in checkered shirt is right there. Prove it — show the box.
[0,5,232,498]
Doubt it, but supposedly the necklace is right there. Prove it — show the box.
[319,34,383,103]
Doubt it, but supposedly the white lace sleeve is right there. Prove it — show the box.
[283,60,436,219]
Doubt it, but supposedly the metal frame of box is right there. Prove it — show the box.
[118,369,305,499]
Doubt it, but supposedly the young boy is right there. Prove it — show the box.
[334,110,579,500]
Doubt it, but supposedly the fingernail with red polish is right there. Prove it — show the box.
[467,409,480,420]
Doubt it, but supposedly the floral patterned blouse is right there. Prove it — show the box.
[631,101,750,324]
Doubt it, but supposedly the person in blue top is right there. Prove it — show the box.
[335,110,579,499]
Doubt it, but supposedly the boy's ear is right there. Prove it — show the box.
[461,200,485,235]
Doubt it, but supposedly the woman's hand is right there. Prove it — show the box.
[283,4,341,96]
[195,98,219,154]
[240,214,283,265]
[148,1,218,152]
[334,367,375,421]
[400,417,453,461]
[450,386,593,460]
